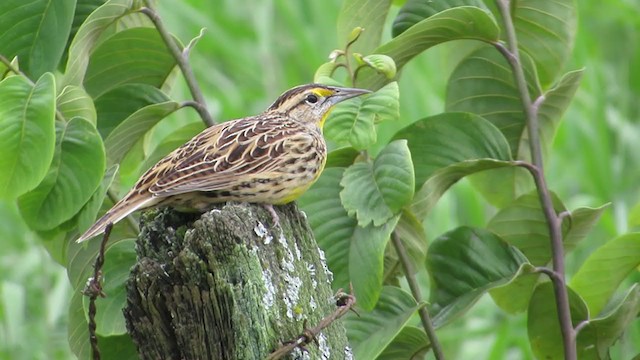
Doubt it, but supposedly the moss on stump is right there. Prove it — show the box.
[124,202,351,360]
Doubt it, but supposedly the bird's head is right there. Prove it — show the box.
[267,84,371,128]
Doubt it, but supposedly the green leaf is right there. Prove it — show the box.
[427,226,530,328]
[84,27,178,98]
[104,101,180,164]
[340,140,414,227]
[314,62,339,83]
[512,0,577,86]
[0,73,56,199]
[69,288,138,360]
[96,334,138,359]
[536,69,584,157]
[488,193,605,265]
[393,112,513,219]
[527,282,589,360]
[577,284,640,360]
[300,168,400,311]
[361,6,500,89]
[467,167,531,208]
[570,233,640,316]
[350,215,400,311]
[362,81,400,124]
[94,83,171,138]
[345,286,424,360]
[83,239,136,336]
[359,54,396,79]
[377,326,430,360]
[19,117,106,230]
[445,54,582,206]
[446,45,541,157]
[628,201,640,229]
[392,0,488,37]
[298,168,356,291]
[488,192,568,266]
[57,85,97,125]
[325,147,360,168]
[76,164,119,234]
[66,0,109,62]
[337,0,393,55]
[63,0,136,87]
[325,81,399,150]
[488,195,607,313]
[564,204,609,252]
[0,0,75,78]
[488,269,539,314]
[394,112,512,188]
[412,159,515,219]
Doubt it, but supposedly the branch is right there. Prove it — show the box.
[266,287,357,360]
[392,232,444,359]
[82,223,113,360]
[140,3,215,127]
[495,1,576,359]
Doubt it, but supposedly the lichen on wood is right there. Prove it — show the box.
[124,202,351,359]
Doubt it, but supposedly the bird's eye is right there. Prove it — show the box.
[305,94,319,104]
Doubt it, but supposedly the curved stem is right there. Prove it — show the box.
[140,3,215,127]
[392,232,445,359]
[495,1,576,359]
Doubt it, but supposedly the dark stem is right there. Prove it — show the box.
[266,287,357,360]
[391,232,444,359]
[495,1,576,359]
[83,223,113,360]
[140,3,215,127]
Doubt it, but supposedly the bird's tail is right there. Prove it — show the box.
[76,195,154,243]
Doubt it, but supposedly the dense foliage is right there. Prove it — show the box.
[0,0,639,359]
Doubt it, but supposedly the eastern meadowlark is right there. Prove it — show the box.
[77,84,370,242]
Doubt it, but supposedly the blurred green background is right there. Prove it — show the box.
[1,0,639,359]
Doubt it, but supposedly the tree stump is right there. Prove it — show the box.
[123,202,351,359]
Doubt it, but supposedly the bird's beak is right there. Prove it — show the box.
[329,87,371,104]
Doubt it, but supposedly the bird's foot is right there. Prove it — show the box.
[262,204,280,228]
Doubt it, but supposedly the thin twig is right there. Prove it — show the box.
[82,223,113,360]
[140,3,215,127]
[534,266,559,281]
[574,319,590,337]
[494,1,576,359]
[180,100,209,116]
[266,287,357,360]
[392,232,444,359]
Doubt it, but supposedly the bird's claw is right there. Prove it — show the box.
[262,204,280,228]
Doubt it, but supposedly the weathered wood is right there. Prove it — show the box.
[124,202,351,359]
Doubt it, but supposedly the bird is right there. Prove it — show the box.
[77,84,370,242]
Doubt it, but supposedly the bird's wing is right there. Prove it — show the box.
[147,116,310,197]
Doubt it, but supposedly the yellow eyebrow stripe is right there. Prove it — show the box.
[312,88,334,97]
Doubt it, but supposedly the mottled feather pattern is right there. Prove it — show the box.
[148,115,322,197]
[77,84,369,242]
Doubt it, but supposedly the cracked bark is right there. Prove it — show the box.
[123,202,350,360]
